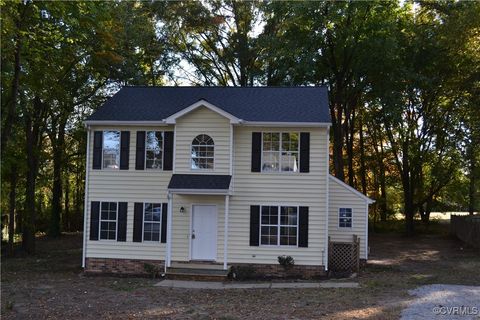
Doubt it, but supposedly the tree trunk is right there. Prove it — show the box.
[64,174,70,231]
[1,5,25,152]
[359,119,367,195]
[346,109,355,187]
[23,96,45,253]
[49,119,66,237]
[8,165,17,256]
[332,117,345,182]
[468,149,476,215]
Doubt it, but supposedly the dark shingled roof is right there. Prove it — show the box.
[86,86,330,123]
[168,174,232,190]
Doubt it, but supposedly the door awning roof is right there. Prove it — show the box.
[167,174,232,195]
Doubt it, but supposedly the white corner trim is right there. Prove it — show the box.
[329,175,375,204]
[164,100,241,124]
[324,128,330,272]
[238,121,331,128]
[82,127,91,268]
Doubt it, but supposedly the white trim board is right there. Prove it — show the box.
[328,175,375,204]
[164,100,241,124]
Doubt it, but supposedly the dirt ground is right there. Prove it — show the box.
[1,227,479,320]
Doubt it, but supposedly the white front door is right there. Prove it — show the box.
[191,205,217,260]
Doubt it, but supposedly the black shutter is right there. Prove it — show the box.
[298,206,309,247]
[161,203,168,243]
[89,201,100,240]
[92,131,103,169]
[250,205,260,246]
[251,132,262,172]
[300,132,310,173]
[120,131,130,170]
[133,202,143,242]
[135,131,146,170]
[163,131,174,171]
[117,202,128,241]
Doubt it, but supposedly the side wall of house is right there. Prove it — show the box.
[328,180,368,259]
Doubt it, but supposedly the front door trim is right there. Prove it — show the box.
[190,204,218,261]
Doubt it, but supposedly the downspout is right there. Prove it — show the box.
[324,126,330,271]
[82,126,91,268]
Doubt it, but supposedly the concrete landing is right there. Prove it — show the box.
[154,280,359,289]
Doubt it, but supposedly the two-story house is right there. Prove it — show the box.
[82,87,373,278]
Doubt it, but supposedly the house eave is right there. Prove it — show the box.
[84,120,169,127]
[168,188,231,195]
[164,99,241,124]
[238,121,331,127]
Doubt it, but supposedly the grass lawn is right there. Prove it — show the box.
[1,224,479,319]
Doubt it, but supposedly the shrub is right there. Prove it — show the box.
[143,263,161,278]
[228,265,256,281]
[278,255,295,269]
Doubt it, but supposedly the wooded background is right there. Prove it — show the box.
[1,0,479,254]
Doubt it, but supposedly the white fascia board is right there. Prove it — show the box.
[238,121,331,128]
[168,188,231,195]
[329,175,375,204]
[164,100,241,124]
[84,120,168,126]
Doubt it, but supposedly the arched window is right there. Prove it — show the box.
[191,134,214,169]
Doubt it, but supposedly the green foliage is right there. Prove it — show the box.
[277,255,295,269]
[228,265,256,281]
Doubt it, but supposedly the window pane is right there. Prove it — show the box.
[152,232,160,241]
[262,152,279,171]
[103,131,120,169]
[281,206,297,225]
[146,132,163,169]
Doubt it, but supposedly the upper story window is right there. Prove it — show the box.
[339,208,352,228]
[146,131,164,169]
[191,134,214,170]
[262,132,299,172]
[103,131,120,169]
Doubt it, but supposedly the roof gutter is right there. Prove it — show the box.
[83,120,168,127]
[237,121,331,128]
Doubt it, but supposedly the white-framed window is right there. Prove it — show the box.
[143,203,162,241]
[103,131,120,169]
[191,134,214,170]
[339,208,352,228]
[146,131,164,169]
[262,132,299,172]
[260,205,298,246]
[100,202,117,240]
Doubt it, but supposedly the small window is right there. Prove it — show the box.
[339,208,352,228]
[146,131,163,169]
[100,202,117,240]
[103,131,120,169]
[191,134,214,170]
[143,203,162,241]
[262,132,299,172]
[260,205,298,246]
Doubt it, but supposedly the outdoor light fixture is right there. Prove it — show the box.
[180,206,185,214]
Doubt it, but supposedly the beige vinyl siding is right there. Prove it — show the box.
[228,126,329,266]
[86,127,172,260]
[328,179,368,259]
[174,106,230,174]
[170,195,225,262]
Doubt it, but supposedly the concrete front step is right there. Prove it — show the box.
[166,267,229,281]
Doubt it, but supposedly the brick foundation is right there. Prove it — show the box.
[85,258,164,276]
[230,263,327,280]
[85,258,326,279]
